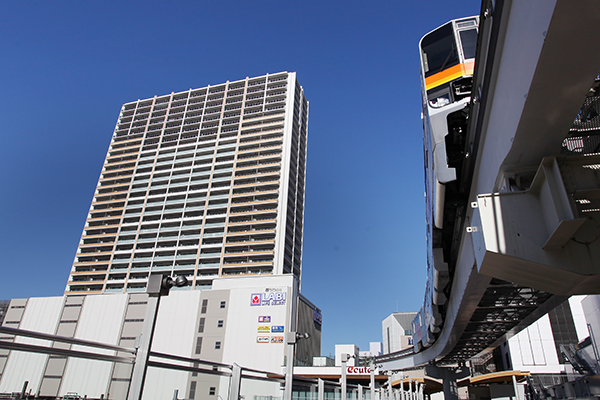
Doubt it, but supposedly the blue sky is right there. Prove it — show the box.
[0,0,480,357]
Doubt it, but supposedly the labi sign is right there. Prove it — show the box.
[250,291,287,306]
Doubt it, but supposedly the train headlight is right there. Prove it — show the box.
[429,96,450,108]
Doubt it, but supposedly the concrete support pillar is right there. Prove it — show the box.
[370,363,375,400]
[318,378,324,400]
[341,356,348,400]
[400,378,404,400]
[228,364,242,400]
[512,374,521,400]
[424,365,469,400]
[284,279,299,400]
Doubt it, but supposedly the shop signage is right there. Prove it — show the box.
[251,292,287,306]
[257,326,270,333]
[347,366,372,374]
[271,336,284,343]
[313,310,322,325]
[257,336,270,343]
[271,325,284,333]
[258,316,271,323]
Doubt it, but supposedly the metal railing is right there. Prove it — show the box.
[0,326,384,400]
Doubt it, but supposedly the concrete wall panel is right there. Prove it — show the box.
[56,322,77,337]
[39,377,61,396]
[109,380,130,400]
[60,306,81,322]
[121,322,144,338]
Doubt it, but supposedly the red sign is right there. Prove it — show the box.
[347,366,372,374]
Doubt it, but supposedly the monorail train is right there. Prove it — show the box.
[413,16,479,352]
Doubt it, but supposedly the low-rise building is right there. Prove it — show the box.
[0,275,321,400]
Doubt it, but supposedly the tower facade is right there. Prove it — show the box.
[66,72,308,294]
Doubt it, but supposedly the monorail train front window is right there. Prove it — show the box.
[421,23,459,77]
[459,28,477,59]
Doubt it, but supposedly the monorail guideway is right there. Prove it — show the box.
[377,0,600,376]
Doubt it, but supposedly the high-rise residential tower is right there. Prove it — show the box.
[66,72,308,294]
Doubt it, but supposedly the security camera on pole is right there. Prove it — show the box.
[340,353,349,400]
[127,274,188,400]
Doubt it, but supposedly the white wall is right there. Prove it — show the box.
[219,276,290,372]
[0,297,63,395]
[382,315,410,354]
[569,296,590,341]
[582,295,600,364]
[370,342,382,356]
[508,314,563,374]
[60,294,128,398]
[143,290,201,400]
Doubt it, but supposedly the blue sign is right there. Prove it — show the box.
[271,325,284,333]
[313,310,322,325]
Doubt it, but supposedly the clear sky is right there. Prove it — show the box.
[0,0,480,357]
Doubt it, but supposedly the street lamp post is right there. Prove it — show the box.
[370,361,375,400]
[127,274,187,400]
[284,278,299,400]
[341,353,348,400]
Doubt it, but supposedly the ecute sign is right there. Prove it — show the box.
[346,366,372,374]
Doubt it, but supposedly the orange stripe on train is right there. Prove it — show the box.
[425,61,475,91]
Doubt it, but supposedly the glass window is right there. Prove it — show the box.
[217,320,223,328]
[220,301,226,309]
[209,387,216,396]
[215,341,221,350]
[421,22,459,77]
[201,299,208,313]
[459,29,478,59]
[198,317,205,333]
